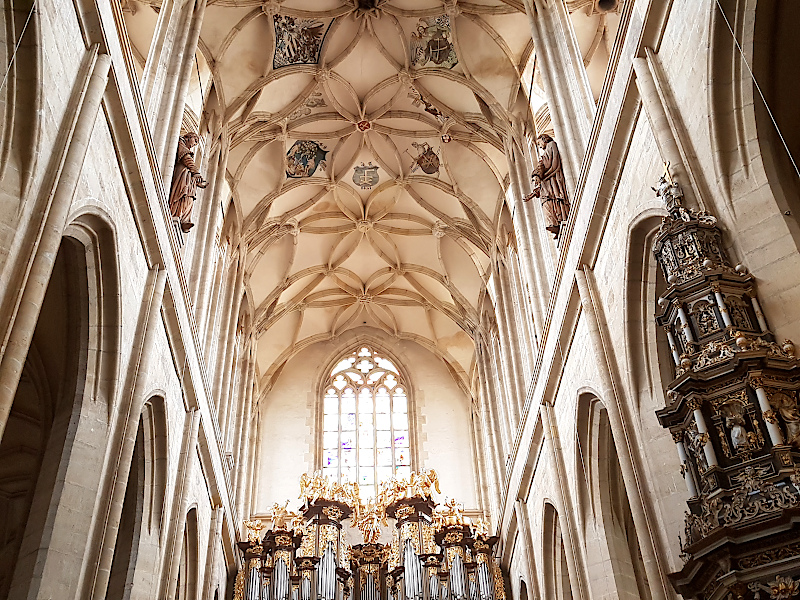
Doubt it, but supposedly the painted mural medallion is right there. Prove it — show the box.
[357,120,372,131]
[410,142,440,175]
[353,162,380,190]
[410,15,458,69]
[286,140,328,178]
[273,14,333,68]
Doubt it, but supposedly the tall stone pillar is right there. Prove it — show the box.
[505,136,546,343]
[490,266,524,420]
[160,408,202,600]
[82,266,168,600]
[633,53,701,209]
[522,0,594,186]
[141,0,208,176]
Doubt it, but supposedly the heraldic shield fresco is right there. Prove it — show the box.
[286,141,328,178]
[410,15,458,69]
[273,14,333,68]
[189,0,542,397]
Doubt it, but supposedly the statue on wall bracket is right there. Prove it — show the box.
[523,134,570,239]
[169,132,207,233]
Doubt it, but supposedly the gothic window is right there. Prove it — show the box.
[321,345,411,497]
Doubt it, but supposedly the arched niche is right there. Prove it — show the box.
[541,503,572,600]
[106,419,146,600]
[575,394,651,600]
[175,507,200,600]
[0,210,120,599]
[625,211,672,414]
[0,237,88,598]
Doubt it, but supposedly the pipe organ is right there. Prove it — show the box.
[234,471,504,600]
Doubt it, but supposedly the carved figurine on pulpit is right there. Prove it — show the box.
[169,132,207,232]
[524,134,570,239]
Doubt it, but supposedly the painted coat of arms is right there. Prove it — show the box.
[409,142,440,175]
[408,86,445,122]
[353,163,380,190]
[273,15,332,68]
[410,15,458,69]
[286,140,328,178]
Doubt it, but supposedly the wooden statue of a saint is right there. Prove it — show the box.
[169,132,207,232]
[524,134,570,239]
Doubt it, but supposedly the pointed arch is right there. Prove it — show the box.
[541,503,572,600]
[575,394,651,600]
[175,507,200,600]
[140,394,168,535]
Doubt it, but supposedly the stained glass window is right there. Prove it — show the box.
[322,346,411,497]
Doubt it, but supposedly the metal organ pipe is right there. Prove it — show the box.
[273,558,290,600]
[319,543,337,600]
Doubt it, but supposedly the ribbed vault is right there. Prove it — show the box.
[202,0,540,393]
[120,0,619,393]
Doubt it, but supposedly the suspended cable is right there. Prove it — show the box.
[0,0,37,94]
[194,54,204,109]
[714,0,800,179]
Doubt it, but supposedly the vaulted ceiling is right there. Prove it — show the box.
[122,0,620,393]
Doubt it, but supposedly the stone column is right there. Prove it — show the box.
[468,406,488,516]
[575,266,671,600]
[192,135,229,323]
[0,50,111,442]
[515,499,544,600]
[159,0,207,182]
[500,260,532,404]
[218,254,247,438]
[141,0,208,173]
[523,0,594,185]
[505,138,546,342]
[202,505,225,599]
[490,268,523,421]
[201,244,228,359]
[210,255,238,407]
[186,137,221,297]
[159,408,202,600]
[83,266,168,600]
[234,337,257,516]
[477,339,509,472]
[632,51,701,209]
[486,334,515,453]
[245,416,261,522]
[508,255,535,382]
[540,400,589,600]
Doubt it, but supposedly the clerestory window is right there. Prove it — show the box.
[321,345,411,497]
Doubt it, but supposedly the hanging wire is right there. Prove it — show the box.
[0,0,37,94]
[194,54,204,107]
[715,0,800,179]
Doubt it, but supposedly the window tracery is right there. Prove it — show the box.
[321,345,411,497]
